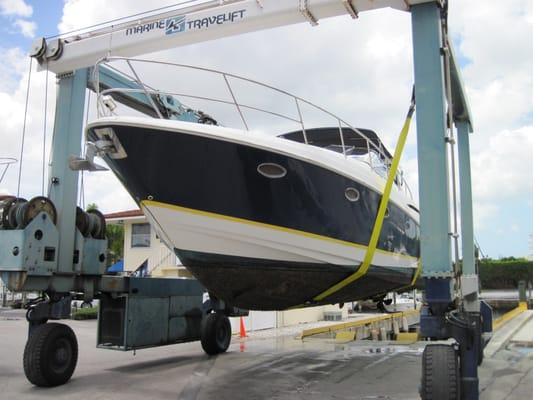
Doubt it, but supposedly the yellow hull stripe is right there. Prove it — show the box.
[141,199,418,262]
[313,105,415,301]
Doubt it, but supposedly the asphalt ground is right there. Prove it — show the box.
[1,307,532,400]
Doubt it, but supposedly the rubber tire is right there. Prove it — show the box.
[421,344,460,400]
[200,313,231,356]
[23,323,78,387]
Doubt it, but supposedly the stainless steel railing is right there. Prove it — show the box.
[92,57,413,198]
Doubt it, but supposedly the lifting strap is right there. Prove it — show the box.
[313,89,416,302]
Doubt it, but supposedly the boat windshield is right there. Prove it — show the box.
[279,127,392,158]
[279,127,395,182]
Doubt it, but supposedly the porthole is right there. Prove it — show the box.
[345,187,360,202]
[257,163,287,179]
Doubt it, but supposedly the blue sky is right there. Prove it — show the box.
[1,1,533,259]
[0,0,62,48]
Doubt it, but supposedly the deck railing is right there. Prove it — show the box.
[92,57,413,198]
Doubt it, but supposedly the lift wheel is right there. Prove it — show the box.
[421,344,460,400]
[23,323,78,387]
[200,312,231,355]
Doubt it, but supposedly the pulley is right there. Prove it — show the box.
[23,196,58,226]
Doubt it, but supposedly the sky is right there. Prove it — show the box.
[0,0,532,259]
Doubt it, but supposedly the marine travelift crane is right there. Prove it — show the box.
[0,1,491,398]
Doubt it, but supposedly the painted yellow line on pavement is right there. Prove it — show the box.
[493,302,528,331]
[300,309,419,339]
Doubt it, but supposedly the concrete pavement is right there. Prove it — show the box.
[1,307,532,399]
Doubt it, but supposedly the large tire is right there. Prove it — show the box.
[200,313,231,356]
[23,323,78,387]
[421,344,460,400]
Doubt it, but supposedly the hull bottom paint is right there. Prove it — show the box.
[178,249,415,310]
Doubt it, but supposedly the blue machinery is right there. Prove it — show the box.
[0,1,491,398]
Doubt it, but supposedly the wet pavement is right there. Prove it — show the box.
[0,308,532,399]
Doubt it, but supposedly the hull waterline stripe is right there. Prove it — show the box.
[140,200,418,262]
[313,96,416,302]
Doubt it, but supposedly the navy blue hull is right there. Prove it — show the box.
[89,123,420,309]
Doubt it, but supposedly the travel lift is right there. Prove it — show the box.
[0,0,492,398]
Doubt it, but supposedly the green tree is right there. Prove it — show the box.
[84,203,124,266]
[86,203,98,212]
[105,224,124,267]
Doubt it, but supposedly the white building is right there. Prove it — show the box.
[105,209,191,278]
[105,209,350,331]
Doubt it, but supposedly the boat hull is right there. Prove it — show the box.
[88,118,420,310]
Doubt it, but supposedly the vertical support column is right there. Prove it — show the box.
[458,120,480,313]
[411,2,454,309]
[457,121,475,275]
[48,69,88,274]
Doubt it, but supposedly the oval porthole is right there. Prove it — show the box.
[257,163,287,179]
[345,187,360,202]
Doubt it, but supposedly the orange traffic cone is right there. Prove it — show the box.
[239,316,247,338]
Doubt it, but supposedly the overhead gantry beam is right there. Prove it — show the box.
[33,0,435,75]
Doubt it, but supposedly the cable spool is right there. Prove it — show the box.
[0,197,57,229]
[76,207,106,239]
[87,209,106,239]
[75,207,91,237]
[0,197,27,229]
[0,196,16,229]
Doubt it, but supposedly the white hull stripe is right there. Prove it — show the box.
[142,200,418,269]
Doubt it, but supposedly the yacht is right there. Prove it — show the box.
[85,59,420,310]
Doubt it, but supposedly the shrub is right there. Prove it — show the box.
[478,259,533,290]
[71,307,98,320]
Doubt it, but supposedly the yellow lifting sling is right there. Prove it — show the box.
[313,91,417,303]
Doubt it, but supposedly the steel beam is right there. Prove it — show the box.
[48,69,88,273]
[411,2,452,279]
[36,0,436,74]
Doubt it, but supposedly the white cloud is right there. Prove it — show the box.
[58,0,177,33]
[13,18,36,37]
[0,47,27,92]
[0,0,532,258]
[50,0,415,213]
[0,49,56,199]
[0,0,32,17]
[471,126,533,202]
[449,1,533,138]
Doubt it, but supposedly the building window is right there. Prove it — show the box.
[131,223,151,248]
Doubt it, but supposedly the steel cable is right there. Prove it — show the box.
[42,66,49,196]
[16,57,33,197]
[79,90,91,210]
